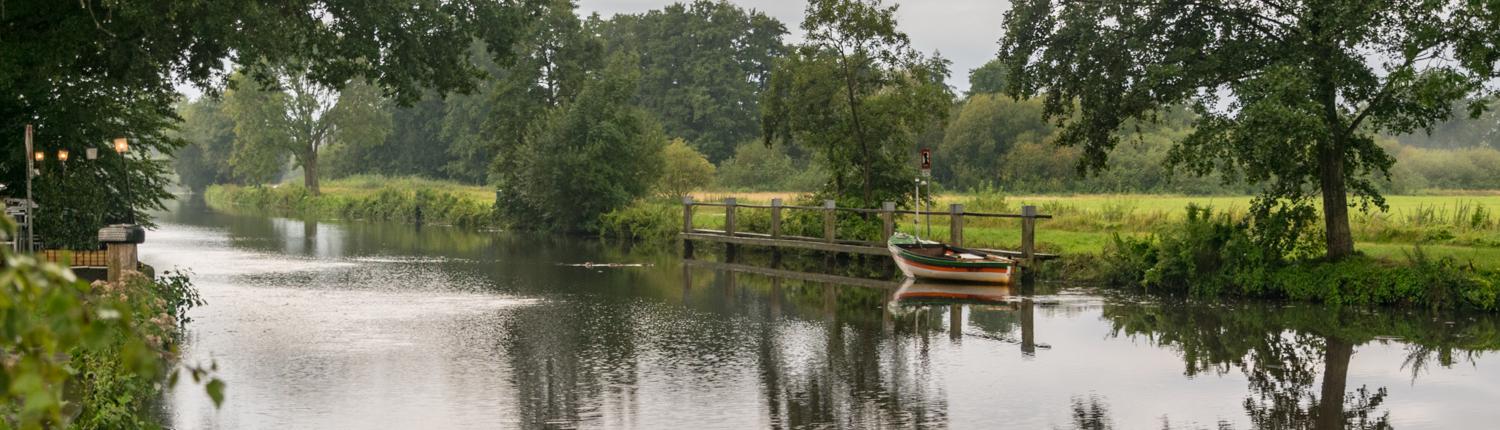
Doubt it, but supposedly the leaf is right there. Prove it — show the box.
[206,378,227,408]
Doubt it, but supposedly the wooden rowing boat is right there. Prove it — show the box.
[887,232,1016,284]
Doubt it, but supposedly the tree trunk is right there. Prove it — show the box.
[304,149,321,196]
[1315,337,1353,430]
[1318,136,1355,260]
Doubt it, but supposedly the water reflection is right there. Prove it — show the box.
[144,199,1500,428]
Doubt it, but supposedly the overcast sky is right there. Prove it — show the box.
[578,0,1013,94]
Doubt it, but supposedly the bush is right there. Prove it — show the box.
[1099,205,1500,310]
[206,181,496,228]
[658,138,715,199]
[598,199,681,244]
[0,217,221,427]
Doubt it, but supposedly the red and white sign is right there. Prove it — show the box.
[919,148,932,177]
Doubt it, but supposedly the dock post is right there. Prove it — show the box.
[1021,205,1037,267]
[724,197,737,237]
[770,198,783,239]
[682,196,695,258]
[949,204,964,247]
[725,197,738,260]
[881,201,895,242]
[823,200,836,243]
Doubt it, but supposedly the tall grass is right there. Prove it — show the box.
[206,176,496,227]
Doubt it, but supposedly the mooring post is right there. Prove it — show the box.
[823,200,836,243]
[682,196,695,257]
[881,201,895,241]
[949,203,965,247]
[1021,205,1037,267]
[682,196,695,232]
[770,198,783,239]
[724,197,737,237]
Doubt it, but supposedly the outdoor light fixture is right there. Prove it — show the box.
[33,151,44,161]
[57,149,69,161]
[113,137,129,153]
[86,148,98,160]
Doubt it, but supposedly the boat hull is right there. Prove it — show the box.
[888,244,1014,284]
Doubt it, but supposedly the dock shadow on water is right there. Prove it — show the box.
[144,199,1500,429]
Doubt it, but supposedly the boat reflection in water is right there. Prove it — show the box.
[888,279,1042,354]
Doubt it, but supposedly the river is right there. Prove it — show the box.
[142,199,1500,429]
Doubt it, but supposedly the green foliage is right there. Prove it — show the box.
[206,178,497,228]
[598,199,682,244]
[965,58,1008,96]
[498,54,668,232]
[715,141,827,191]
[658,139,716,199]
[173,98,241,193]
[1000,0,1500,260]
[936,94,1051,189]
[484,0,606,187]
[762,0,954,208]
[0,219,219,427]
[599,0,788,163]
[224,71,391,195]
[3,0,529,248]
[1098,205,1500,310]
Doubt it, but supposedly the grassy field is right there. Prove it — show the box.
[687,191,1500,268]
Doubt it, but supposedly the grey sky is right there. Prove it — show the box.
[578,0,1013,94]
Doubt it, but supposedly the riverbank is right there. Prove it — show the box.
[204,176,496,228]
[0,242,214,427]
[203,177,1500,309]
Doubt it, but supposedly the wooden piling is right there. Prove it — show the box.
[881,201,895,241]
[682,196,695,257]
[949,203,965,247]
[724,197,737,236]
[770,198,783,239]
[1021,205,1037,267]
[823,200,836,243]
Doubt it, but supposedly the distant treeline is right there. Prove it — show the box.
[174,0,1500,231]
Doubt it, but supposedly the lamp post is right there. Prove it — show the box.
[113,137,134,224]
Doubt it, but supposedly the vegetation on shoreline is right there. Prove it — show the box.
[0,220,220,427]
[204,176,496,228]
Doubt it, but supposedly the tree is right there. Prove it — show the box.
[174,98,239,193]
[601,1,788,162]
[498,54,667,232]
[2,0,529,242]
[966,58,1009,97]
[658,139,716,199]
[762,0,953,207]
[1000,0,1500,260]
[484,0,605,186]
[938,94,1052,189]
[224,71,391,195]
[326,91,452,180]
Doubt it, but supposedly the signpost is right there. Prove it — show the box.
[24,124,34,251]
[919,148,932,237]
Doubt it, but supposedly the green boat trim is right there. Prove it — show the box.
[888,233,1013,269]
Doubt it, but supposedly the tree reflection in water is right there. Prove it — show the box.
[1101,301,1500,429]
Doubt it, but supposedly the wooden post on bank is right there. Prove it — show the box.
[724,197,737,237]
[822,200,836,243]
[880,201,895,242]
[1021,205,1037,267]
[724,197,738,260]
[682,196,695,257]
[949,203,965,247]
[770,198,783,239]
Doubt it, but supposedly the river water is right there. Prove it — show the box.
[142,200,1500,429]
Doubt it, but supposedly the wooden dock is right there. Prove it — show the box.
[679,197,1060,267]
